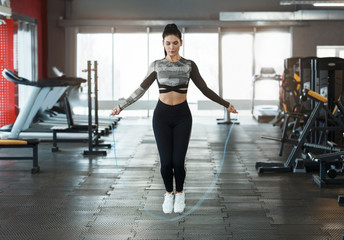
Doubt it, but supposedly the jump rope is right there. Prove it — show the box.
[109,113,238,222]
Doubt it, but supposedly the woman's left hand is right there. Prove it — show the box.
[227,104,238,113]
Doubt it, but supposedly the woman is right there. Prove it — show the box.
[111,24,237,214]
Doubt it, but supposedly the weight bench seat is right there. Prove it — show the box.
[309,151,344,187]
[0,139,40,173]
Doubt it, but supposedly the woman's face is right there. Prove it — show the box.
[163,34,182,58]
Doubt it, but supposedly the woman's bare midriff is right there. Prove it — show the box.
[159,89,187,106]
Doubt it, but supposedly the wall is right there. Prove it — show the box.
[47,0,65,77]
[11,0,47,78]
[69,0,293,20]
[292,21,344,57]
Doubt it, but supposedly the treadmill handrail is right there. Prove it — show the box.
[2,69,86,87]
[2,69,36,86]
[252,74,282,82]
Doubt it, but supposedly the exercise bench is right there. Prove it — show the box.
[0,139,40,173]
[51,96,97,152]
[308,151,344,187]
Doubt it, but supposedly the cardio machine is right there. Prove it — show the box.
[251,67,282,122]
[1,69,86,139]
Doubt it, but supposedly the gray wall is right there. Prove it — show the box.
[47,0,344,77]
[47,0,66,76]
[69,0,294,20]
[292,21,344,57]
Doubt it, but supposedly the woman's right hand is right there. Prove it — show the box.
[111,105,122,116]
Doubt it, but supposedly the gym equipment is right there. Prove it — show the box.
[51,96,102,152]
[51,61,112,154]
[82,60,111,156]
[1,69,86,138]
[277,57,314,145]
[258,57,344,174]
[308,151,344,187]
[50,96,97,152]
[339,195,344,204]
[281,58,302,114]
[257,89,337,173]
[252,67,281,122]
[0,139,40,173]
[266,57,344,154]
[312,57,344,146]
[272,58,303,149]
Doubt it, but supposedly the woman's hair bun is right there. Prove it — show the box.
[164,24,178,31]
[162,23,182,40]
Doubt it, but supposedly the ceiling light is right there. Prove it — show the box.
[313,2,344,6]
[280,1,344,6]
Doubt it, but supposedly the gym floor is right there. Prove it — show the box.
[0,114,343,240]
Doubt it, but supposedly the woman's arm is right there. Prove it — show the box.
[111,62,157,115]
[190,61,237,113]
[190,61,228,107]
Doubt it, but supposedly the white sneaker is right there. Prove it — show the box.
[174,192,185,213]
[162,193,174,214]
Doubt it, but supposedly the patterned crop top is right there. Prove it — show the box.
[118,57,230,110]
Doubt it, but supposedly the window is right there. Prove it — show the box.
[184,33,219,103]
[255,31,291,75]
[222,33,253,100]
[317,46,344,58]
[77,33,112,100]
[254,31,290,102]
[76,28,292,115]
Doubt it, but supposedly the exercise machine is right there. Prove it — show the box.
[1,69,86,138]
[308,150,344,187]
[257,88,344,173]
[51,61,113,154]
[252,67,281,122]
[339,195,344,204]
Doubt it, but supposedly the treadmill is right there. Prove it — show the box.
[251,67,282,122]
[1,69,86,139]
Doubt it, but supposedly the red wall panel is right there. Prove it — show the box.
[0,1,47,127]
[0,19,16,127]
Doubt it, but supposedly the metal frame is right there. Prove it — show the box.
[0,141,40,174]
[309,151,344,187]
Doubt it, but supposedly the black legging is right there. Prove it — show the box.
[153,100,192,193]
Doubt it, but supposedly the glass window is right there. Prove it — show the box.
[76,30,291,115]
[184,33,218,103]
[113,33,148,102]
[255,31,291,75]
[222,33,253,100]
[340,50,344,59]
[254,31,291,101]
[77,33,112,100]
[317,48,336,58]
[317,46,344,58]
